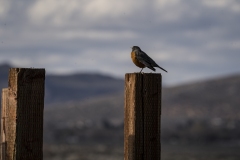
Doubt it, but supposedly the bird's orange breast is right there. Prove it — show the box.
[131,51,145,68]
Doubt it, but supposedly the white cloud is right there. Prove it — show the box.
[202,0,240,12]
[28,0,142,26]
[55,30,137,40]
[156,0,181,6]
[28,0,82,25]
[203,0,230,8]
[154,0,190,22]
[0,1,10,18]
[82,0,136,18]
[206,40,240,50]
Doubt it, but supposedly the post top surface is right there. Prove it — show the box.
[125,73,162,76]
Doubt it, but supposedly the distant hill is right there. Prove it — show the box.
[43,73,240,124]
[0,63,124,104]
[45,73,123,104]
[162,74,240,119]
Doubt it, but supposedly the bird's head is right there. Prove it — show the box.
[131,46,141,51]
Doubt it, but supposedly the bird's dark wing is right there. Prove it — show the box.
[135,50,155,71]
[136,50,168,72]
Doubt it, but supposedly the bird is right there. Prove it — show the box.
[131,46,168,73]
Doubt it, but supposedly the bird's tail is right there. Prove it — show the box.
[157,66,167,72]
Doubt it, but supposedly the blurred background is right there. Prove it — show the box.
[0,0,240,159]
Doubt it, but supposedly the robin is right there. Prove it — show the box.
[131,46,168,73]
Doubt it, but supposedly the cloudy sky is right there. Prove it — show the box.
[0,0,240,86]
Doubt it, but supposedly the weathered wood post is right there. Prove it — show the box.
[0,68,45,160]
[1,88,8,160]
[124,73,161,160]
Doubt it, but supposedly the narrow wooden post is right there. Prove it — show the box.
[124,73,161,160]
[4,68,45,160]
[1,88,8,160]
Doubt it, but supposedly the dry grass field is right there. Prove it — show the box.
[43,143,240,160]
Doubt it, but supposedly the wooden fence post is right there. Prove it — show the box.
[1,88,8,160]
[124,73,161,160]
[1,68,45,160]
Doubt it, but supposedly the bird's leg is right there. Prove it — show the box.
[139,68,143,73]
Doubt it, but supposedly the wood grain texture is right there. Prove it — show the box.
[124,73,161,160]
[1,88,8,160]
[6,68,45,160]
